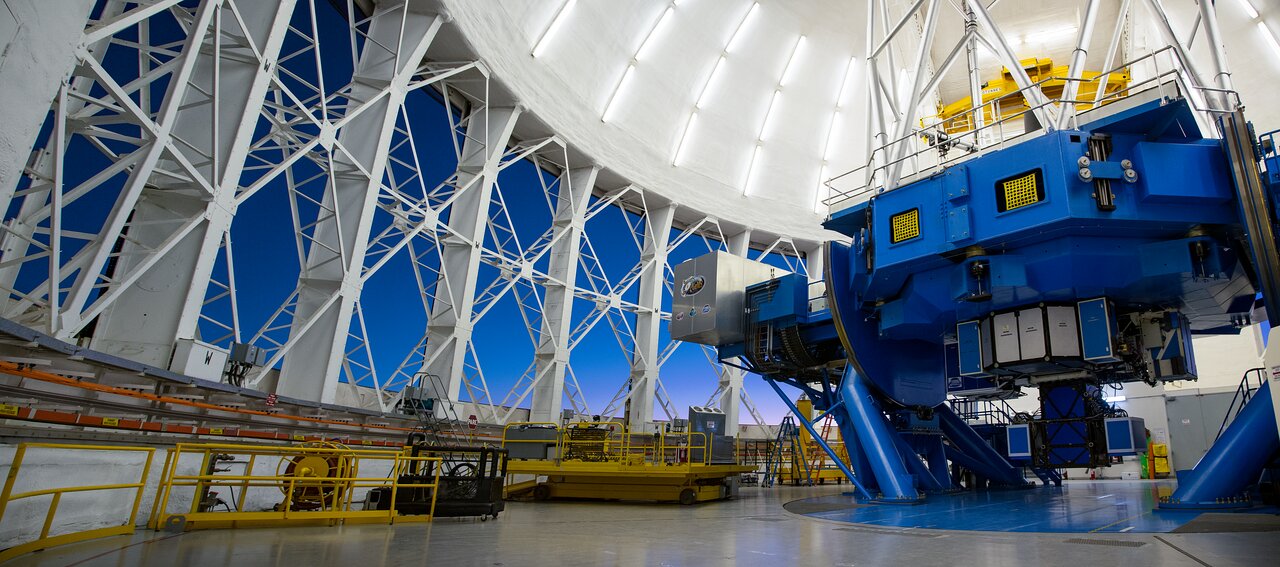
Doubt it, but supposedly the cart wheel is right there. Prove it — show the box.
[679,488,697,506]
[481,515,489,522]
[533,484,551,501]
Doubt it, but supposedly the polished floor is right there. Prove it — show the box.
[789,480,1279,533]
[8,483,1280,567]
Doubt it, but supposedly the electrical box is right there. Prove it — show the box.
[229,342,267,366]
[504,425,559,460]
[1105,417,1147,455]
[1078,298,1120,362]
[687,406,735,464]
[170,339,229,382]
[1007,424,1032,459]
[1045,306,1081,357]
[992,311,1020,364]
[956,319,991,376]
[670,251,780,346]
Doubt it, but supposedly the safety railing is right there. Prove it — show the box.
[0,443,155,563]
[148,442,441,530]
[500,422,715,469]
[823,45,1242,210]
[1214,367,1266,442]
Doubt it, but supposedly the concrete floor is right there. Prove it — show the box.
[8,483,1279,567]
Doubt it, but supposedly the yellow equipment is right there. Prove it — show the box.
[1151,443,1171,477]
[934,57,1130,135]
[0,443,155,563]
[150,442,442,531]
[502,422,752,505]
[781,398,851,484]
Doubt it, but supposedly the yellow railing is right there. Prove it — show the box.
[501,422,715,468]
[148,442,441,530]
[0,443,156,563]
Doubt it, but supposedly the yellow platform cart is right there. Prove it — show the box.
[502,422,752,505]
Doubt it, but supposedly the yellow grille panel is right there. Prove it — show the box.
[1001,171,1041,211]
[890,209,920,244]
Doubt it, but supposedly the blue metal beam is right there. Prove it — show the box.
[838,368,921,501]
[937,404,1028,487]
[765,378,874,500]
[1164,381,1279,508]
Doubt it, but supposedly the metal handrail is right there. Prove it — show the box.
[500,421,715,468]
[0,443,156,563]
[823,45,1242,210]
[149,442,442,530]
[1214,367,1266,442]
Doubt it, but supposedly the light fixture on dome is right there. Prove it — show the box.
[725,3,760,54]
[1260,22,1280,59]
[1236,0,1259,19]
[673,112,698,166]
[532,0,576,58]
[602,65,636,123]
[779,36,806,87]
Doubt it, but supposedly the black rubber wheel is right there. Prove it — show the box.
[532,484,551,501]
[679,488,697,506]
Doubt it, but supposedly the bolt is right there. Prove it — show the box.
[1120,159,1133,169]
[1124,169,1138,183]
[1077,156,1091,168]
[1079,168,1093,181]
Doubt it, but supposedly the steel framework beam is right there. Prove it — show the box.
[275,6,444,402]
[421,107,522,403]
[627,204,675,431]
[91,0,297,367]
[529,165,599,422]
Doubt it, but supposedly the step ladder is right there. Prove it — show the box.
[762,416,812,487]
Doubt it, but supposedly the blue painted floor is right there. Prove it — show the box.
[792,480,1254,533]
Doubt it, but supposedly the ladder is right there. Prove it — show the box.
[762,416,812,487]
[409,372,469,445]
[807,415,837,478]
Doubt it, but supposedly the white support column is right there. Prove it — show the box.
[0,0,95,217]
[530,165,599,422]
[90,1,297,366]
[627,204,675,432]
[421,107,523,402]
[716,229,752,432]
[275,7,443,403]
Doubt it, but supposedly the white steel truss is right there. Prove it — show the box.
[0,0,815,430]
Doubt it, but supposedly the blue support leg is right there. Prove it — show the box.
[838,368,921,502]
[1163,381,1280,509]
[890,433,944,492]
[833,406,879,492]
[936,404,1028,487]
[925,434,953,490]
[765,378,874,500]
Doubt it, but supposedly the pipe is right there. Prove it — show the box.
[937,404,1028,486]
[887,0,942,189]
[765,378,874,499]
[1167,381,1279,506]
[965,0,1056,130]
[1056,0,1102,130]
[1091,0,1133,105]
[838,368,920,501]
[1197,0,1235,94]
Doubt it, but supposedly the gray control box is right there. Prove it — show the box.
[670,251,779,346]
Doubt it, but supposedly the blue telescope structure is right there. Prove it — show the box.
[671,89,1280,508]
